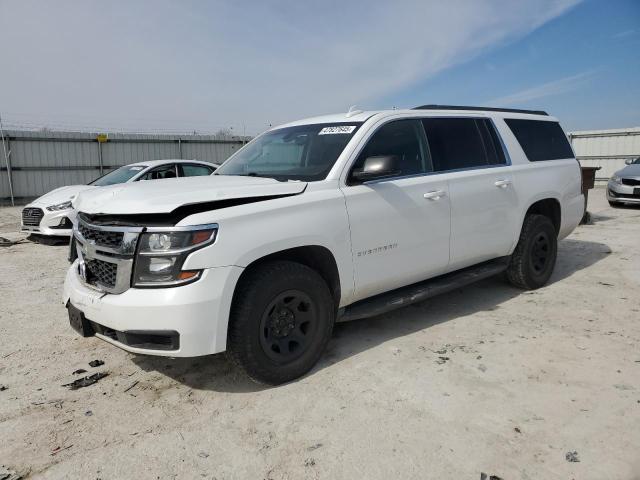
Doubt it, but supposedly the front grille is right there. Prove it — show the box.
[79,223,124,249]
[86,258,117,288]
[621,178,640,186]
[22,207,44,226]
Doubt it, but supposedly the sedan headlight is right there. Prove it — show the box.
[133,226,217,287]
[610,175,621,184]
[46,200,73,211]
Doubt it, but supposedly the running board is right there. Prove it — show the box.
[338,257,510,322]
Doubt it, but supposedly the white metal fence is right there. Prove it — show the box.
[569,127,640,180]
[0,130,249,205]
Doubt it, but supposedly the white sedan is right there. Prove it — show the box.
[21,159,219,237]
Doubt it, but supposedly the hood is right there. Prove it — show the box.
[617,164,640,177]
[31,185,96,207]
[74,175,307,215]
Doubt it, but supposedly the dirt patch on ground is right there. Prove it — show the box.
[1,189,639,479]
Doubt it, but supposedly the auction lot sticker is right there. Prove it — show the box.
[318,125,357,135]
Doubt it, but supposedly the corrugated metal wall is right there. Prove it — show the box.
[569,127,640,180]
[0,130,248,204]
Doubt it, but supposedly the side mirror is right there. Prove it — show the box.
[351,155,401,182]
[625,158,633,165]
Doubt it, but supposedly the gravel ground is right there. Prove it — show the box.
[0,188,639,480]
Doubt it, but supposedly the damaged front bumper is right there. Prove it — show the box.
[63,260,243,357]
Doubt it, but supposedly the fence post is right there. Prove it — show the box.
[0,114,15,206]
[178,138,182,159]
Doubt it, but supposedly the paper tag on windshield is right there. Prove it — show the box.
[129,166,144,171]
[318,125,356,135]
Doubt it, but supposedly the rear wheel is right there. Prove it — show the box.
[506,214,557,290]
[227,261,335,385]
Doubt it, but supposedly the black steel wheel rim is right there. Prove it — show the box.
[259,289,318,364]
[530,231,551,274]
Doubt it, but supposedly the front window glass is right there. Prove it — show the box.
[351,119,429,177]
[89,165,147,186]
[138,164,177,180]
[215,123,362,181]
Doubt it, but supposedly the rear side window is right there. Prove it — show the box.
[504,119,574,162]
[181,164,214,177]
[421,118,506,171]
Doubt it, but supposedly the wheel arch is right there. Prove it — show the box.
[523,197,561,235]
[234,245,342,310]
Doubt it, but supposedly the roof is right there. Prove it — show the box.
[275,106,555,130]
[127,159,219,168]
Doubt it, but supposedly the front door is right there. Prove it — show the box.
[341,119,451,302]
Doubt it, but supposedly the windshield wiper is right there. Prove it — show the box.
[238,172,288,182]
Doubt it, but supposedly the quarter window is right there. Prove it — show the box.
[352,120,429,178]
[504,119,574,162]
[421,118,506,172]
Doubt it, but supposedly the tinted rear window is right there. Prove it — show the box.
[505,119,574,162]
[421,118,506,171]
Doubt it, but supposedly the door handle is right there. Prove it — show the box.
[423,190,446,200]
[494,179,512,188]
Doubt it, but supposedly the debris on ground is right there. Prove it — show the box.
[307,443,323,451]
[478,364,487,372]
[88,359,104,368]
[565,451,580,462]
[598,281,614,287]
[304,458,316,467]
[62,372,109,390]
[72,369,87,375]
[514,427,522,434]
[123,380,139,393]
[50,445,73,456]
[85,410,93,417]
[197,452,209,458]
[0,465,22,480]
[480,473,504,480]
[0,237,26,247]
[0,386,7,392]
[435,356,450,365]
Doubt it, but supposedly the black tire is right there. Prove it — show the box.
[506,214,558,290]
[227,260,335,385]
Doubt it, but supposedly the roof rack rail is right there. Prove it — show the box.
[412,105,548,116]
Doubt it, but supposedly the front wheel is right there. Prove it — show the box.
[506,214,558,290]
[227,261,335,385]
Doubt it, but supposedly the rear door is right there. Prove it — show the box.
[421,117,520,271]
[341,119,451,301]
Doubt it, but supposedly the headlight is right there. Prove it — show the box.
[46,200,73,211]
[610,175,621,184]
[133,226,217,287]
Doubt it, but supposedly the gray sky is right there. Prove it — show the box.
[0,0,579,134]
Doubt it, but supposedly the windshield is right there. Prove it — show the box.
[215,123,362,181]
[89,165,147,186]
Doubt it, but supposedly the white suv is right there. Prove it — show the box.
[64,106,584,384]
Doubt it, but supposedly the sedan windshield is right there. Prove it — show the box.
[90,165,147,186]
[215,123,362,181]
